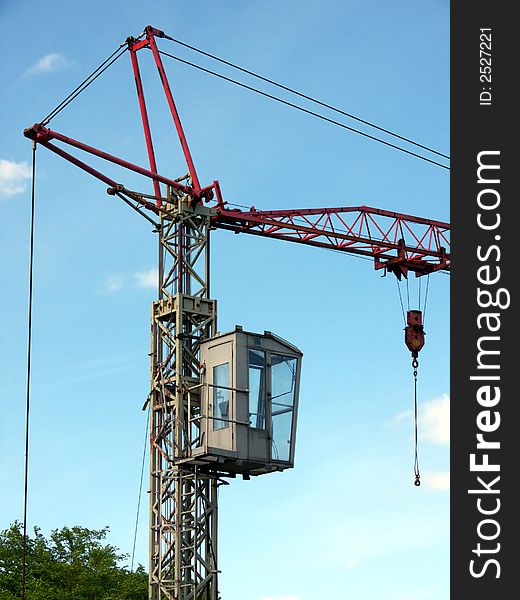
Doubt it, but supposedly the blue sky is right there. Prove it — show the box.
[0,1,449,599]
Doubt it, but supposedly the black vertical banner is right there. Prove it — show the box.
[451,3,516,598]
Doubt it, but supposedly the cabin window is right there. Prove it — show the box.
[213,363,230,430]
[271,354,297,461]
[248,349,266,429]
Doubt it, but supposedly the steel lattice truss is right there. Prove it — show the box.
[214,205,449,278]
[149,195,218,599]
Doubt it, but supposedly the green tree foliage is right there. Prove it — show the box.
[0,522,147,600]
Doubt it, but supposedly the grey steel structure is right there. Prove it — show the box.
[149,190,218,600]
[148,192,303,599]
[198,328,302,475]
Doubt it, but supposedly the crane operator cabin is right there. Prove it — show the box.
[183,327,303,476]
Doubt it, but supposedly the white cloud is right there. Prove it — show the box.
[25,52,70,77]
[390,409,412,424]
[104,274,125,293]
[421,394,450,445]
[389,394,449,446]
[135,267,158,289]
[257,494,446,575]
[344,558,361,571]
[261,596,300,600]
[424,470,450,491]
[0,159,31,198]
[103,268,158,293]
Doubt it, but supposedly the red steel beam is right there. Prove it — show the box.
[246,205,450,229]
[212,206,450,275]
[129,47,162,204]
[24,124,200,198]
[146,27,201,191]
[37,139,119,189]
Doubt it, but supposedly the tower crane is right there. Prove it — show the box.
[23,25,449,600]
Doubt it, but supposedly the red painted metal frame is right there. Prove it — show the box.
[129,46,162,203]
[24,123,197,196]
[213,205,450,276]
[24,24,205,204]
[23,25,450,277]
[128,26,201,192]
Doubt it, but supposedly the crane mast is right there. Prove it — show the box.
[23,25,450,600]
[150,195,218,599]
[131,29,220,598]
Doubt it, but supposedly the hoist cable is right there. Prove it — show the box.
[162,33,450,161]
[423,273,431,324]
[413,360,421,486]
[21,142,37,600]
[405,276,410,311]
[395,278,406,325]
[40,45,128,126]
[156,50,450,171]
[131,404,149,571]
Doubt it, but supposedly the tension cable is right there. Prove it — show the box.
[422,273,431,323]
[21,141,37,600]
[395,278,406,326]
[40,44,129,126]
[156,49,450,171]
[131,404,150,571]
[162,33,450,161]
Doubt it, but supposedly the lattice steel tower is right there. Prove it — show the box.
[149,191,218,599]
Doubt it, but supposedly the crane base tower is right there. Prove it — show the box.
[149,196,218,599]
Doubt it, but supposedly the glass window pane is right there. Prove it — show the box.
[213,363,229,430]
[271,354,297,462]
[248,349,266,429]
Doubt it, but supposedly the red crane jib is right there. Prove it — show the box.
[213,205,449,277]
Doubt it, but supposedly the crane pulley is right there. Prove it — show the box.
[405,309,426,359]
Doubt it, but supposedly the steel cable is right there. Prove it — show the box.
[422,273,431,324]
[396,278,407,325]
[40,45,128,125]
[156,50,450,171]
[162,33,449,161]
[21,142,37,600]
[131,405,149,571]
[413,360,421,487]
